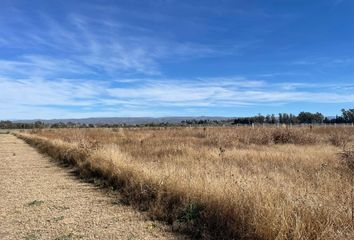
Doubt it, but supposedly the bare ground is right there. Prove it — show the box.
[0,134,188,240]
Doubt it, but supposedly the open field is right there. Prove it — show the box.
[0,134,187,240]
[15,126,354,239]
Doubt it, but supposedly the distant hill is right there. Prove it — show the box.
[12,116,232,125]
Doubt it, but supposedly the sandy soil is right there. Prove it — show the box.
[0,134,188,240]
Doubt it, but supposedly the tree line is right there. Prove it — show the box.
[232,109,354,125]
[1,109,354,129]
[231,112,324,125]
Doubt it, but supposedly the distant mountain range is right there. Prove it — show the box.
[12,116,232,125]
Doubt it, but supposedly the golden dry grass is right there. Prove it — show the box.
[16,126,354,239]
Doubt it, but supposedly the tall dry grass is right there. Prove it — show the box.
[16,126,354,239]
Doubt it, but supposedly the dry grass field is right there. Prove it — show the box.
[16,126,354,239]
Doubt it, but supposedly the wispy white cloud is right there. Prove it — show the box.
[0,10,241,77]
[0,56,95,78]
[0,77,103,107]
[292,56,353,67]
[1,76,354,119]
[1,3,353,119]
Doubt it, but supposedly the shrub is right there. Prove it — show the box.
[241,128,318,145]
[329,132,350,148]
[340,147,354,171]
[271,128,318,145]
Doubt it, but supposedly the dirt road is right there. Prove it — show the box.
[0,134,187,240]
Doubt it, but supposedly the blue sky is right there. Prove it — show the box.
[1,0,354,119]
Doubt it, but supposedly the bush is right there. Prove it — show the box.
[329,132,350,148]
[340,147,354,171]
[271,128,317,145]
[241,128,318,145]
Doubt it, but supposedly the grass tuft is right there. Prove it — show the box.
[26,200,44,207]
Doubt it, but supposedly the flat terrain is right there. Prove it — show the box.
[0,134,187,240]
[20,127,354,239]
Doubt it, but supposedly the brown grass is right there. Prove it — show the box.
[15,126,354,239]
